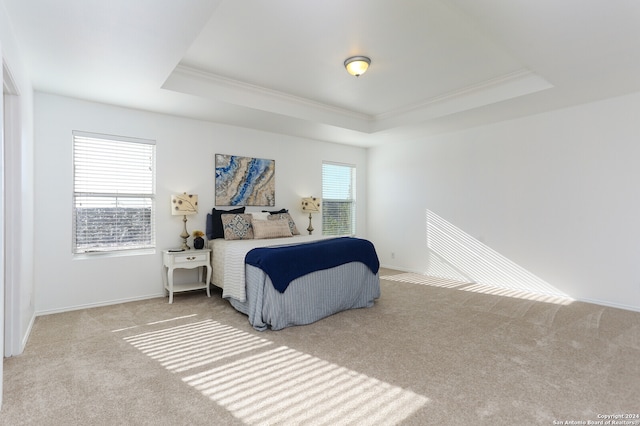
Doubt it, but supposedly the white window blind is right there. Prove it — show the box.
[73,131,156,254]
[322,162,356,236]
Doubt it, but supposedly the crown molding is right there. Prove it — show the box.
[374,69,553,128]
[165,65,552,135]
[168,64,373,123]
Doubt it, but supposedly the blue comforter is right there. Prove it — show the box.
[245,237,380,293]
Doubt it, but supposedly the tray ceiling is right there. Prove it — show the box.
[3,0,640,146]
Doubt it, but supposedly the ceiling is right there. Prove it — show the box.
[3,0,640,147]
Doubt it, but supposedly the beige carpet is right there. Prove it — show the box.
[2,269,639,425]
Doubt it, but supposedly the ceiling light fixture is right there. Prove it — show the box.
[344,56,371,77]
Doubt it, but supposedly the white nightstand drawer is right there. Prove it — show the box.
[173,253,208,264]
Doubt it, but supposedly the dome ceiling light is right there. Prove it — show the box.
[344,56,371,77]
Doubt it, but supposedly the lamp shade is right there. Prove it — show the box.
[301,197,321,213]
[344,56,371,77]
[171,193,198,215]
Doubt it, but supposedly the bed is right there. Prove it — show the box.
[207,233,380,331]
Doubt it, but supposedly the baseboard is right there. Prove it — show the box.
[35,292,165,317]
[21,313,36,353]
[379,264,426,275]
[33,281,640,317]
[575,297,640,313]
[6,312,37,357]
[380,264,640,313]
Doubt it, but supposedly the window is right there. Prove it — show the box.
[73,131,156,254]
[322,162,356,236]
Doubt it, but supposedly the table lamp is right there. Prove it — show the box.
[171,193,198,250]
[301,196,321,235]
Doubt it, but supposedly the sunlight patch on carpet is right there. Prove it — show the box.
[111,314,199,333]
[121,318,429,424]
[461,282,573,305]
[381,273,470,289]
[382,272,573,305]
[183,345,429,425]
[122,319,272,372]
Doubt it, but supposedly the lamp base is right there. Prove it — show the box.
[180,215,191,250]
[307,213,314,235]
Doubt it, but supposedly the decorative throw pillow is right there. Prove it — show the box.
[252,218,293,239]
[250,212,270,221]
[206,213,214,240]
[211,207,245,239]
[268,212,300,235]
[221,213,254,240]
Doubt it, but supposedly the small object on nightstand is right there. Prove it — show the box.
[162,249,212,303]
[192,230,205,249]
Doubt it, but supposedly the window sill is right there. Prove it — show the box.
[73,248,156,260]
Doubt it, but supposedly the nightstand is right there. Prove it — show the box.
[162,249,212,303]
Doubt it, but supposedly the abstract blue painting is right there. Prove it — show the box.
[215,154,275,206]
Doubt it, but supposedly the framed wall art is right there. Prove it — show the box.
[215,154,275,206]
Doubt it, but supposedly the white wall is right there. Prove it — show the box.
[368,91,640,311]
[1,1,36,358]
[32,77,640,315]
[34,93,368,314]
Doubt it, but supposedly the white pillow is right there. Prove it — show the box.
[267,212,300,235]
[250,212,270,221]
[252,218,293,239]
